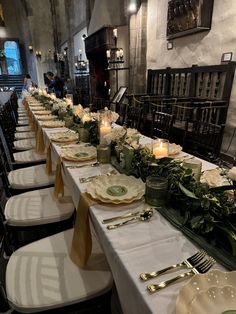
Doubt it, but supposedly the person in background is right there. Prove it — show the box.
[46,71,64,98]
[23,74,34,91]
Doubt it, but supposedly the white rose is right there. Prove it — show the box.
[227,167,236,181]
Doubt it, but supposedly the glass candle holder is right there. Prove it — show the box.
[182,158,202,181]
[152,139,169,159]
[79,126,90,142]
[99,110,112,145]
[145,176,168,207]
[64,116,74,128]
[97,144,111,163]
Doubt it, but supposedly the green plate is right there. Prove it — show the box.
[74,152,89,157]
[106,185,128,197]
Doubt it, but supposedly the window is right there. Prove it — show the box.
[4,41,22,75]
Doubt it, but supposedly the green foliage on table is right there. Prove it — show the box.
[83,120,99,145]
[129,147,236,256]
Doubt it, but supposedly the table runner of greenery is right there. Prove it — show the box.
[128,148,236,269]
[158,207,236,270]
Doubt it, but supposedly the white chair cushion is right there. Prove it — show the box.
[18,116,29,121]
[6,229,113,313]
[18,108,27,113]
[5,187,74,226]
[18,113,27,118]
[13,149,46,163]
[15,131,35,140]
[16,126,31,132]
[17,120,29,126]
[8,164,55,189]
[13,139,36,151]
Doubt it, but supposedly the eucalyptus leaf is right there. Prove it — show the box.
[179,182,199,199]
[217,225,236,256]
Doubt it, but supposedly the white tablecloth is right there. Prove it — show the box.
[28,103,222,314]
[41,128,222,314]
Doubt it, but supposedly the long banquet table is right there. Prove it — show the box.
[29,102,224,314]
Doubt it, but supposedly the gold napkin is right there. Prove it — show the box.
[22,99,28,108]
[70,193,97,268]
[54,157,64,198]
[36,126,45,154]
[46,143,52,175]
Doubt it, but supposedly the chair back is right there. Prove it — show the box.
[116,102,127,126]
[0,126,14,171]
[184,121,224,160]
[126,104,143,131]
[151,111,174,139]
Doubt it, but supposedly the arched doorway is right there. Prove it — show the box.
[4,40,22,75]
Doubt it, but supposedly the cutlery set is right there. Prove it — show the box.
[102,209,215,292]
[140,250,215,293]
[102,208,154,230]
[79,169,117,183]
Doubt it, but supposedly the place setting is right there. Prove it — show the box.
[41,120,65,128]
[49,130,79,144]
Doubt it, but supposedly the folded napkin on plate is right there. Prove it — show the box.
[70,193,97,268]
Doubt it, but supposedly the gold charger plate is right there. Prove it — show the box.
[33,110,52,115]
[61,146,97,162]
[36,115,57,121]
[50,131,79,143]
[41,121,65,128]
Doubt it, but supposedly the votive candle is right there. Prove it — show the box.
[100,121,112,145]
[153,139,169,159]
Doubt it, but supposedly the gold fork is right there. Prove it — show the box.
[140,249,207,281]
[147,257,215,293]
[79,169,117,183]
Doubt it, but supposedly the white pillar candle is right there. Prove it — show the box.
[113,28,117,38]
[100,122,112,145]
[153,139,169,159]
[106,50,111,59]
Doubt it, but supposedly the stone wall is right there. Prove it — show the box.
[146,0,236,157]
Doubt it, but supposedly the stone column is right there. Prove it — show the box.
[129,0,147,94]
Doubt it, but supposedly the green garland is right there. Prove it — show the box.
[130,147,236,255]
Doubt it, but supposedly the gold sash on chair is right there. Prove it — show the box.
[36,126,45,154]
[70,193,97,268]
[54,157,64,198]
[46,143,52,175]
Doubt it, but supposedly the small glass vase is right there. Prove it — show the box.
[79,127,90,142]
[97,144,111,164]
[145,176,168,207]
[64,115,74,128]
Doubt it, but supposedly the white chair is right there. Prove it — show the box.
[0,127,46,172]
[4,187,74,227]
[15,126,32,132]
[15,131,35,140]
[13,138,36,151]
[13,149,46,164]
[5,228,113,313]
[8,164,54,190]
